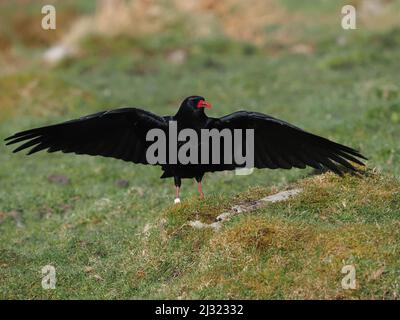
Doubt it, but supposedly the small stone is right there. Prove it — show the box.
[166,49,187,65]
[261,189,302,203]
[43,45,73,65]
[216,211,232,222]
[48,174,70,186]
[188,220,221,231]
[190,188,302,231]
[116,179,130,188]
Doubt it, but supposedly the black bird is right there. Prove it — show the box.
[5,95,367,202]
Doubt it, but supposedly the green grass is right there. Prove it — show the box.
[0,1,399,299]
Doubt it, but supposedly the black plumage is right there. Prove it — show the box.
[5,95,367,201]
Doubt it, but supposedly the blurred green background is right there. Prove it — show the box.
[0,0,399,299]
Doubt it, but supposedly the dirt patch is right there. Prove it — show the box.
[56,0,300,50]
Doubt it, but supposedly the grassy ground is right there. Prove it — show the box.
[1,0,399,299]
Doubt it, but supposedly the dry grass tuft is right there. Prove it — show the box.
[58,0,299,50]
[177,0,298,45]
[211,216,312,253]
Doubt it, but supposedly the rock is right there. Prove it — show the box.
[166,49,187,65]
[47,174,70,186]
[190,188,302,230]
[116,179,130,188]
[43,44,73,65]
[188,220,221,231]
[260,188,302,203]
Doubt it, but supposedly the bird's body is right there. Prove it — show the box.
[5,96,367,202]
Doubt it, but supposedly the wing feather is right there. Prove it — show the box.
[5,108,167,165]
[207,111,366,175]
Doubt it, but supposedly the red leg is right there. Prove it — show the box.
[197,181,204,199]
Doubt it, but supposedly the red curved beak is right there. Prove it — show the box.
[197,100,212,109]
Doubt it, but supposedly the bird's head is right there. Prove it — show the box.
[178,95,212,114]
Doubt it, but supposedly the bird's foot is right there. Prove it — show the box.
[174,198,181,204]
